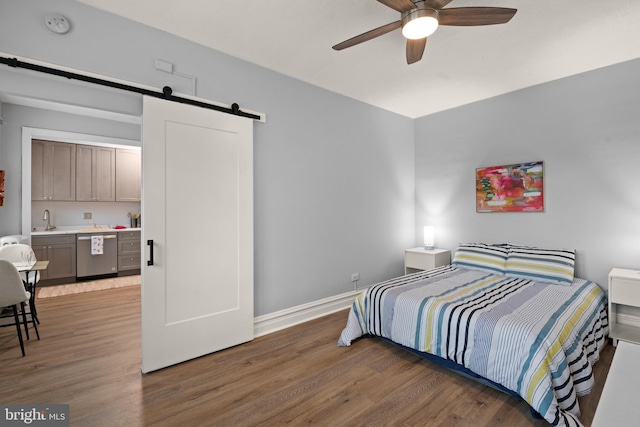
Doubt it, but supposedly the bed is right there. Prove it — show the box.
[338,243,608,427]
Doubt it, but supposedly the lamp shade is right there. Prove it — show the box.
[423,226,435,250]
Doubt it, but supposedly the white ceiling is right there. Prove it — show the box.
[75,0,640,118]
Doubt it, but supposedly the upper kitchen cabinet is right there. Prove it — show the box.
[115,148,141,202]
[76,145,116,201]
[32,139,76,201]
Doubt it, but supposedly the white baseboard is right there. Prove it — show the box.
[254,289,360,337]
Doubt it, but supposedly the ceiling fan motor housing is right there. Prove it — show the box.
[401,2,440,39]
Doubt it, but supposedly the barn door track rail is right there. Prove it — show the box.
[0,55,261,121]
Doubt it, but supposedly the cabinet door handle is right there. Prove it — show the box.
[147,239,154,266]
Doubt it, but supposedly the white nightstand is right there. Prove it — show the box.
[608,268,640,346]
[404,248,451,275]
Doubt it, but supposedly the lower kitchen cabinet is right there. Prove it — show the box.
[118,230,141,275]
[31,234,77,284]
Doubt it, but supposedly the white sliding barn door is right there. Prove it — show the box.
[141,95,254,373]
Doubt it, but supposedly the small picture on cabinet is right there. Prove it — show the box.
[0,170,5,206]
[476,161,544,212]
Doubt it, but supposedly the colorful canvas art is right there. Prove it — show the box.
[476,161,544,212]
[0,170,5,206]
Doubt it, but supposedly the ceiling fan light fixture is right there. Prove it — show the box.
[402,8,439,40]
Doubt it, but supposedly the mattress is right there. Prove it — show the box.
[338,265,608,427]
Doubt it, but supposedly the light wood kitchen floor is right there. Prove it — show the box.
[0,286,614,426]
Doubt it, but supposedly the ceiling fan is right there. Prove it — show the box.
[332,0,517,64]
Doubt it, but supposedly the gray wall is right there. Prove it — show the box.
[8,0,634,315]
[415,58,640,289]
[0,0,415,315]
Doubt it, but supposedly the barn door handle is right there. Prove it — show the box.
[147,239,154,266]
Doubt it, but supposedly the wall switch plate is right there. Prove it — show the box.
[84,212,92,219]
[351,273,360,282]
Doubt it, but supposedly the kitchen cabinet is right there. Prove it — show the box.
[76,145,116,201]
[118,230,141,274]
[31,139,76,201]
[31,234,77,283]
[115,148,141,202]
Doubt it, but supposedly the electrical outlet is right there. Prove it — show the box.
[84,212,92,219]
[351,273,360,282]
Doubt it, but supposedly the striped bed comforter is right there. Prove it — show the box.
[338,265,608,427]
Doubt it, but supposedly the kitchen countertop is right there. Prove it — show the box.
[31,225,141,236]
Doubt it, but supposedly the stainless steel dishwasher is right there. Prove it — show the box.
[76,232,118,278]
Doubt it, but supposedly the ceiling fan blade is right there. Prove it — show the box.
[438,7,517,26]
[406,38,427,64]
[377,0,417,13]
[332,20,402,51]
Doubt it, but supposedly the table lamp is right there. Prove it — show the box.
[424,226,435,250]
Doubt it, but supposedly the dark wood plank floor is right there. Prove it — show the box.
[0,286,613,426]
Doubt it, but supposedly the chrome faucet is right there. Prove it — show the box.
[43,209,56,231]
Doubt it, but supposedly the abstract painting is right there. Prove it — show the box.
[476,161,544,212]
[0,170,4,206]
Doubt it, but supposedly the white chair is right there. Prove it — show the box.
[0,235,29,246]
[0,244,41,323]
[0,259,39,356]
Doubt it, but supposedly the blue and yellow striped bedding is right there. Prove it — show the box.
[338,265,608,427]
